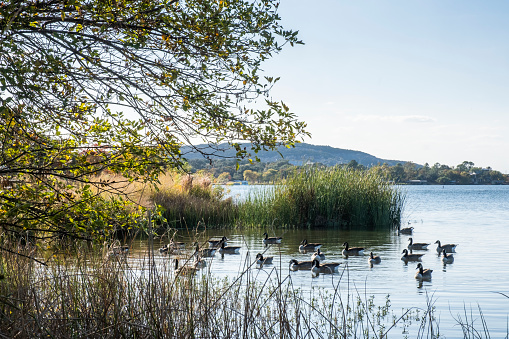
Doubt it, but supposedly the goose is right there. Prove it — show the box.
[414,263,432,280]
[398,226,414,235]
[256,253,274,265]
[208,236,228,248]
[193,257,207,269]
[159,241,185,254]
[435,240,457,254]
[169,240,186,249]
[174,259,198,276]
[368,252,381,264]
[107,245,129,258]
[441,248,454,264]
[218,241,241,254]
[193,243,216,258]
[311,248,325,262]
[289,259,314,271]
[401,249,424,262]
[311,259,341,277]
[407,238,430,250]
[263,232,282,245]
[342,242,364,256]
[299,239,322,252]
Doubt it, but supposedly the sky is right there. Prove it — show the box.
[261,1,509,172]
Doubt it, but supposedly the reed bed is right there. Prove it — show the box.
[87,167,403,230]
[0,239,442,339]
[237,167,404,229]
[150,173,236,229]
[88,171,236,231]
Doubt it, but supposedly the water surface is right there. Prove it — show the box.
[131,185,509,337]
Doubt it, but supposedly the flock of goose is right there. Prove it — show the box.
[156,227,458,280]
[400,225,458,277]
[289,237,457,280]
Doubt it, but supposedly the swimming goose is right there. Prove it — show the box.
[169,240,186,248]
[263,232,282,245]
[311,259,341,277]
[218,241,241,254]
[407,238,430,250]
[299,239,322,252]
[311,248,325,262]
[435,240,457,254]
[174,259,198,276]
[159,240,185,254]
[193,243,217,258]
[342,242,364,256]
[368,252,381,264]
[107,245,129,258]
[208,236,228,248]
[256,253,274,265]
[401,249,424,262]
[441,248,454,264]
[289,259,314,271]
[193,257,207,269]
[414,263,432,280]
[398,226,414,235]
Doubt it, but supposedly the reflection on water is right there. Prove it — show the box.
[125,185,509,337]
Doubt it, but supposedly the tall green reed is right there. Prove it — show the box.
[237,167,404,229]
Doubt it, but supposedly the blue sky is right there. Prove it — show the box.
[262,1,509,172]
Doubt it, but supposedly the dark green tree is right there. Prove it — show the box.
[346,159,364,170]
[456,161,475,173]
[389,163,406,183]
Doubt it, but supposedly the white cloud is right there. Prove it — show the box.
[402,115,437,123]
[348,114,436,123]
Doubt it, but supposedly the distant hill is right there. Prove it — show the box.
[181,143,408,167]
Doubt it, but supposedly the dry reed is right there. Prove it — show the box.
[0,237,444,339]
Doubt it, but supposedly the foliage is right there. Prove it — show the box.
[237,166,404,229]
[191,157,509,186]
[242,169,259,183]
[386,161,507,185]
[216,171,231,184]
[0,0,308,243]
[189,158,295,183]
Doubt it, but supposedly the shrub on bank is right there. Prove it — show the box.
[151,173,236,228]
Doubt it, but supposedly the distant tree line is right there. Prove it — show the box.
[187,159,296,184]
[370,160,507,184]
[187,159,508,185]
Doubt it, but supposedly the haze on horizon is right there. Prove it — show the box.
[262,1,509,173]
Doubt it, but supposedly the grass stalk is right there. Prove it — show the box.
[0,238,447,338]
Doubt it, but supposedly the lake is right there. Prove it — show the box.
[132,185,509,337]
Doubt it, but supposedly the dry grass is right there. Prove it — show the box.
[88,171,213,209]
[0,237,445,339]
[150,172,235,228]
